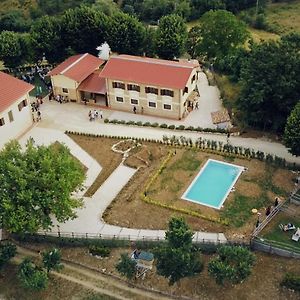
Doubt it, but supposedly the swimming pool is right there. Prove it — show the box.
[181,159,244,209]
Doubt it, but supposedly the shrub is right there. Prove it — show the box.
[136,121,142,126]
[151,122,159,127]
[111,119,119,124]
[42,248,63,273]
[126,121,135,125]
[281,273,300,292]
[104,118,109,123]
[0,242,17,270]
[143,122,151,126]
[89,246,111,257]
[185,126,194,131]
[116,253,136,280]
[160,123,168,128]
[168,125,175,130]
[176,125,185,130]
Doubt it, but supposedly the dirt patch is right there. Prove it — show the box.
[19,241,300,300]
[272,169,295,192]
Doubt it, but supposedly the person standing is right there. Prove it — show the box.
[133,106,137,114]
[99,110,103,119]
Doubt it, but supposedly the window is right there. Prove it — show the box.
[191,75,196,83]
[112,82,125,89]
[18,99,28,111]
[183,87,188,95]
[130,99,138,105]
[163,104,172,110]
[161,89,174,97]
[62,88,68,93]
[116,96,124,102]
[148,101,156,108]
[145,87,158,95]
[127,84,140,92]
[8,110,14,122]
[0,117,4,126]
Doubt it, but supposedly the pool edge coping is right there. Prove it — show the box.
[181,159,245,210]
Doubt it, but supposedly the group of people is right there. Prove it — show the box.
[49,93,69,103]
[31,96,43,122]
[88,109,103,121]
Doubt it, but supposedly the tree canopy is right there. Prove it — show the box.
[193,10,249,60]
[0,140,85,233]
[155,217,203,285]
[42,248,63,274]
[283,102,300,157]
[237,36,300,131]
[208,245,255,285]
[155,14,188,60]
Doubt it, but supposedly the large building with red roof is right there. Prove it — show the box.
[101,55,200,119]
[0,71,34,148]
[48,53,105,104]
[49,53,200,119]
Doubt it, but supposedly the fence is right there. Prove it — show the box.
[36,230,227,245]
[251,237,300,259]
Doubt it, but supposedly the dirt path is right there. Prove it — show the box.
[14,246,173,300]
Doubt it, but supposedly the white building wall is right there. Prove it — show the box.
[0,93,33,149]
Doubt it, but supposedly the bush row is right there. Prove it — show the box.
[104,118,228,134]
[65,130,299,171]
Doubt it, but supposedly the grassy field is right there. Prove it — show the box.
[266,0,300,34]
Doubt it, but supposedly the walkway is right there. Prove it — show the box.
[19,127,226,243]
[38,101,300,164]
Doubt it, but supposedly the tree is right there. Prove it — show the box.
[0,31,23,68]
[156,14,187,60]
[283,102,300,157]
[187,25,202,58]
[30,15,64,63]
[208,245,255,285]
[155,217,203,285]
[237,37,300,131]
[0,140,85,233]
[116,253,136,280]
[93,0,120,16]
[18,258,48,291]
[0,242,17,271]
[61,6,109,56]
[195,10,249,60]
[42,248,63,274]
[107,12,145,55]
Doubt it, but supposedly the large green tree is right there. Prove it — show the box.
[30,15,64,63]
[0,31,23,67]
[42,248,63,274]
[107,12,145,55]
[283,102,300,157]
[0,140,85,233]
[195,10,249,60]
[155,217,203,285]
[208,245,255,285]
[61,6,109,56]
[237,37,300,131]
[155,14,187,60]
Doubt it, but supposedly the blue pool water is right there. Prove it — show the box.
[182,159,244,209]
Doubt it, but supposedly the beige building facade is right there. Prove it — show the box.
[0,94,33,149]
[106,67,198,119]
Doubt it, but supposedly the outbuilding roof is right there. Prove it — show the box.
[100,55,199,90]
[0,71,34,113]
[48,53,105,83]
[78,70,106,94]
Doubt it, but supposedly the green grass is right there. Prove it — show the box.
[29,75,49,97]
[169,150,201,172]
[261,217,300,253]
[266,0,300,34]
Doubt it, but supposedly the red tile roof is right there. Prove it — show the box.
[48,53,105,83]
[100,55,199,89]
[78,70,106,94]
[0,71,34,113]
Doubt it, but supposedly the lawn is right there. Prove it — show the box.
[261,214,300,254]
[29,75,50,98]
[70,135,295,239]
